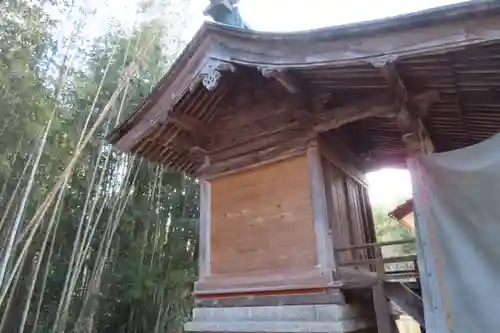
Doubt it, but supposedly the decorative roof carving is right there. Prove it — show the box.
[190,59,237,92]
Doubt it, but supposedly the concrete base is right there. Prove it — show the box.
[184,304,372,333]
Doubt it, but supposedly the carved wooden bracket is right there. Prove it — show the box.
[192,58,236,92]
[380,62,437,154]
[396,107,435,154]
[259,66,301,93]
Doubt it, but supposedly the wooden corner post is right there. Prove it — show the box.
[307,143,336,271]
[198,179,211,278]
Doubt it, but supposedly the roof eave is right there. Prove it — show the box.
[107,0,500,157]
[107,23,214,145]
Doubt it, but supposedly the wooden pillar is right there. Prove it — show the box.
[376,61,437,333]
[198,180,211,278]
[307,144,336,271]
[372,247,400,333]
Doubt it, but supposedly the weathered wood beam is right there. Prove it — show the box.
[380,63,436,154]
[174,132,209,155]
[259,67,301,93]
[371,241,399,333]
[169,112,205,133]
[209,125,305,163]
[384,282,424,326]
[380,63,408,105]
[318,136,368,188]
[147,112,210,162]
[314,90,437,133]
[194,268,336,296]
[397,109,435,154]
[259,67,317,127]
[293,108,317,127]
[203,90,436,167]
[191,87,436,177]
[197,135,312,178]
[195,289,345,308]
[408,90,439,116]
[315,96,396,133]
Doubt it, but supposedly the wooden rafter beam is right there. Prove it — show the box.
[203,90,437,155]
[259,66,439,144]
[169,113,205,133]
[314,90,437,133]
[380,63,408,105]
[160,112,211,158]
[260,67,301,93]
[259,67,317,127]
[137,83,438,175]
[197,90,437,177]
[196,135,312,178]
[174,131,209,155]
[131,112,211,167]
[380,63,437,154]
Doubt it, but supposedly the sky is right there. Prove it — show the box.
[209,0,467,32]
[72,0,465,207]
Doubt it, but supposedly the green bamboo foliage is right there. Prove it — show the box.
[0,1,199,332]
[0,2,413,333]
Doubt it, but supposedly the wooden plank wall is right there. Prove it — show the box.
[322,158,374,267]
[210,154,317,275]
[323,160,352,264]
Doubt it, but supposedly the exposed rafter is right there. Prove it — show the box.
[259,67,317,127]
[174,132,209,155]
[380,62,437,154]
[259,67,301,94]
[169,113,205,133]
[314,90,437,133]
[109,2,500,173]
[258,65,439,142]
[204,90,437,150]
[195,89,438,177]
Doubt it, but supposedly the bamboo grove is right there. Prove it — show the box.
[0,1,417,333]
[0,1,198,332]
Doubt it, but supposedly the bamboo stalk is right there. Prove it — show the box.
[18,186,66,333]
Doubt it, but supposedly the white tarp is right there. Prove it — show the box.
[408,133,500,333]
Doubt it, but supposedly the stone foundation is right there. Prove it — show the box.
[184,304,372,333]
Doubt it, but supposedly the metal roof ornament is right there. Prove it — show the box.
[203,0,248,29]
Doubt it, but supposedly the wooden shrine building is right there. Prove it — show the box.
[109,1,500,332]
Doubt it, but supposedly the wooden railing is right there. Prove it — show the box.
[336,240,422,332]
[335,239,419,281]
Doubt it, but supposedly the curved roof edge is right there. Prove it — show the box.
[204,0,500,41]
[109,0,500,153]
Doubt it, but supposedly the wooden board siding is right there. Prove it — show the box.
[345,178,369,261]
[210,154,317,275]
[323,160,353,264]
[322,157,373,268]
